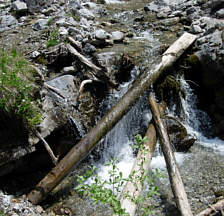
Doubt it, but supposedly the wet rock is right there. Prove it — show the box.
[30,75,79,145]
[111,31,125,43]
[11,0,28,15]
[165,116,196,151]
[32,18,48,31]
[0,15,18,32]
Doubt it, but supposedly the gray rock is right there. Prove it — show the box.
[62,66,76,73]
[157,11,168,18]
[161,17,180,26]
[216,8,224,18]
[111,31,125,42]
[144,2,159,12]
[79,8,95,20]
[32,19,48,31]
[31,51,41,59]
[0,15,18,31]
[191,24,203,33]
[94,29,109,40]
[25,0,54,13]
[41,7,55,16]
[59,26,68,36]
[83,43,96,54]
[11,0,28,14]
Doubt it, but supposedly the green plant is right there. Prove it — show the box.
[46,28,59,48]
[47,17,55,26]
[76,134,163,216]
[0,209,6,216]
[0,48,42,127]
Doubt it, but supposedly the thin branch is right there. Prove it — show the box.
[36,131,58,165]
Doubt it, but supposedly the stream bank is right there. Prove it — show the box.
[0,0,224,215]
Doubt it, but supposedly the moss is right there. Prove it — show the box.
[188,54,200,65]
[0,48,42,128]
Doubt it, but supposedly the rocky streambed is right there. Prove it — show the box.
[0,0,224,215]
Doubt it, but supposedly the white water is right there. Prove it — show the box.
[178,76,224,155]
[93,75,224,188]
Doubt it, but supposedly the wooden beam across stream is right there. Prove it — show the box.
[149,93,193,216]
[28,32,197,204]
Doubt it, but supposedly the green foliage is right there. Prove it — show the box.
[76,134,163,216]
[47,17,55,26]
[0,48,42,127]
[0,209,6,216]
[46,28,59,48]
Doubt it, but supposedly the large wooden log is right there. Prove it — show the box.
[149,93,193,216]
[196,199,224,216]
[119,123,157,216]
[27,32,197,204]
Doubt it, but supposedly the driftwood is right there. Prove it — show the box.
[196,199,224,216]
[149,93,193,216]
[35,131,58,165]
[27,32,197,204]
[66,44,101,71]
[119,123,157,216]
[67,36,82,51]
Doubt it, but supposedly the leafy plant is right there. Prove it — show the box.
[76,134,163,216]
[46,17,55,26]
[0,48,42,127]
[0,209,6,216]
[46,28,59,48]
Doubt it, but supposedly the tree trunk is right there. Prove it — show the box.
[196,199,224,216]
[149,93,193,216]
[119,123,157,216]
[27,32,197,204]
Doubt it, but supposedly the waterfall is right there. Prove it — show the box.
[178,75,224,155]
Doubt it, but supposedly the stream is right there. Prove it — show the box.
[42,0,224,215]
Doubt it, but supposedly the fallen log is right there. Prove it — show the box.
[27,32,197,204]
[119,123,157,216]
[66,44,101,71]
[149,93,193,216]
[196,199,224,216]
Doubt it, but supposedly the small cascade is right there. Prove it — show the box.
[178,75,224,154]
[94,67,152,180]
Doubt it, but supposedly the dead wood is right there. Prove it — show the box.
[149,93,193,216]
[119,123,157,216]
[27,32,197,204]
[196,199,224,216]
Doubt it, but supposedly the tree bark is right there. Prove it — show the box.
[196,199,224,216]
[119,123,157,216]
[27,32,197,204]
[149,93,193,216]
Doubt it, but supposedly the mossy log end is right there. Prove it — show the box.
[28,32,197,204]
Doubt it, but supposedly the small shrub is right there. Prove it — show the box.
[75,134,163,216]
[0,48,42,128]
[46,28,59,48]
